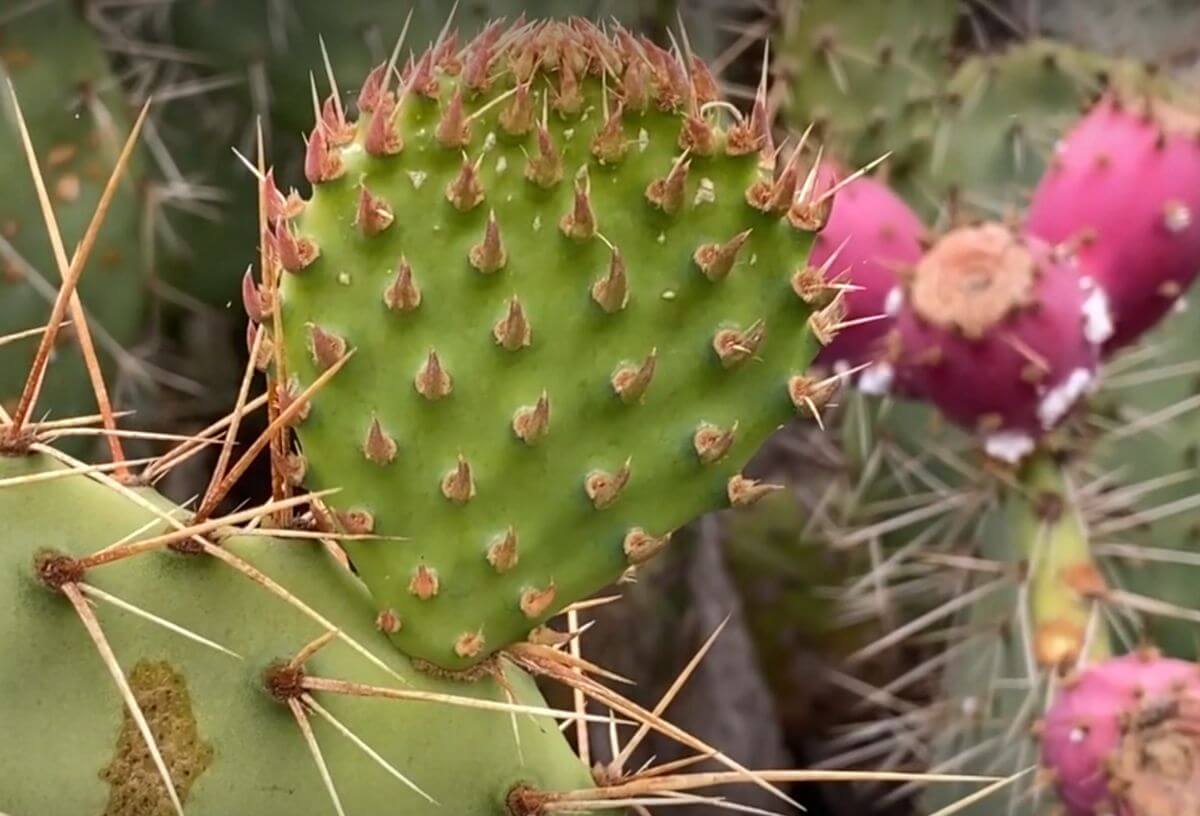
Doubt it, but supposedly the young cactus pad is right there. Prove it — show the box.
[275,21,825,669]
[0,453,598,814]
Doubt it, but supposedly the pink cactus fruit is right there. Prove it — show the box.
[1027,95,1200,353]
[806,167,926,393]
[888,223,1106,462]
[1041,652,1200,816]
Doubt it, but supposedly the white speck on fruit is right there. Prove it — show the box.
[984,431,1035,464]
[1164,199,1192,233]
[858,362,894,395]
[1038,367,1094,430]
[884,286,904,316]
[1081,286,1114,344]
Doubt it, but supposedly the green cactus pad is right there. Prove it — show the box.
[776,0,957,186]
[0,1,145,434]
[906,39,1164,220]
[0,453,598,814]
[277,21,823,669]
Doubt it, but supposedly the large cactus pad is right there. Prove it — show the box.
[277,20,824,669]
[0,453,596,814]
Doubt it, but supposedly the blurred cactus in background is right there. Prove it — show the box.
[0,1,147,452]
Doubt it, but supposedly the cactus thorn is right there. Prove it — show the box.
[727,64,771,157]
[592,249,630,313]
[272,223,320,273]
[727,475,783,507]
[560,170,597,240]
[335,508,375,535]
[355,184,395,237]
[591,103,627,163]
[808,295,848,345]
[304,126,344,184]
[646,154,690,214]
[512,391,550,444]
[585,459,632,509]
[442,455,476,504]
[623,527,670,565]
[446,156,485,212]
[470,210,508,273]
[688,55,719,106]
[487,527,520,573]
[365,92,404,156]
[436,87,472,148]
[499,82,534,135]
[307,324,348,372]
[554,59,583,115]
[788,371,840,425]
[612,349,657,403]
[277,376,312,425]
[520,582,558,619]
[242,266,268,322]
[679,112,717,156]
[493,296,532,351]
[384,259,422,312]
[409,565,440,600]
[454,631,486,659]
[414,350,453,400]
[375,609,402,634]
[526,124,564,188]
[363,417,397,465]
[694,422,738,465]
[694,229,752,281]
[713,320,766,367]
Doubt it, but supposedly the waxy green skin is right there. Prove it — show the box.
[0,454,596,815]
[281,56,819,669]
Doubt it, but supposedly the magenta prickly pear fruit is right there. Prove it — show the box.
[1041,651,1200,816]
[889,223,1104,461]
[809,166,926,393]
[1027,96,1200,353]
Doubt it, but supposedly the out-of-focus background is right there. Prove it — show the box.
[2,2,1199,813]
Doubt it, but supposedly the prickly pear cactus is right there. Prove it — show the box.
[0,453,598,814]
[916,40,1168,223]
[274,21,826,669]
[775,0,958,190]
[0,1,145,430]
